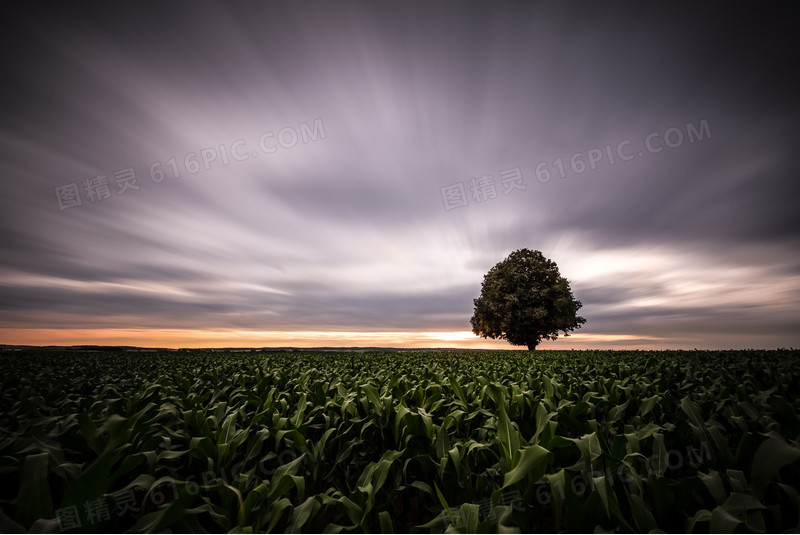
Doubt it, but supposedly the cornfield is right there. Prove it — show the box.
[1,349,799,532]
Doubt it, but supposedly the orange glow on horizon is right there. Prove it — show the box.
[0,328,669,350]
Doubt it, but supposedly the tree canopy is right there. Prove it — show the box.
[470,249,586,350]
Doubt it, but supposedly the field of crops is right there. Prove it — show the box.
[1,349,800,533]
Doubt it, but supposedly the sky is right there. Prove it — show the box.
[1,3,798,349]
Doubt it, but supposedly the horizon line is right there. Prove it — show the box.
[1,328,796,352]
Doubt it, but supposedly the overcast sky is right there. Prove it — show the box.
[1,3,798,349]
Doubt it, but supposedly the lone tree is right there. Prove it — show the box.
[470,249,585,350]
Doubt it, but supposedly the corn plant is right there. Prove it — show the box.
[1,349,799,532]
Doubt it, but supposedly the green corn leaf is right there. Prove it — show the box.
[434,425,451,461]
[532,403,551,445]
[495,401,521,464]
[686,509,711,533]
[639,395,660,417]
[266,497,294,532]
[288,495,320,533]
[14,453,52,527]
[651,433,668,477]
[750,435,800,498]
[709,506,742,533]
[680,397,712,446]
[502,444,549,488]
[378,510,393,533]
[568,432,602,473]
[592,475,611,518]
[697,470,726,505]
[336,496,362,528]
[459,503,480,532]
[267,454,306,502]
[628,493,657,533]
[60,448,116,510]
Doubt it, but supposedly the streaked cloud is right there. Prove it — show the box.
[0,3,798,349]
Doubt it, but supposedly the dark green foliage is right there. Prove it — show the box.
[1,349,799,533]
[470,249,585,350]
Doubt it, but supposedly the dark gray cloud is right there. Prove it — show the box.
[1,3,798,348]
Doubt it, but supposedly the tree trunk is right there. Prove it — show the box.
[527,343,537,351]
